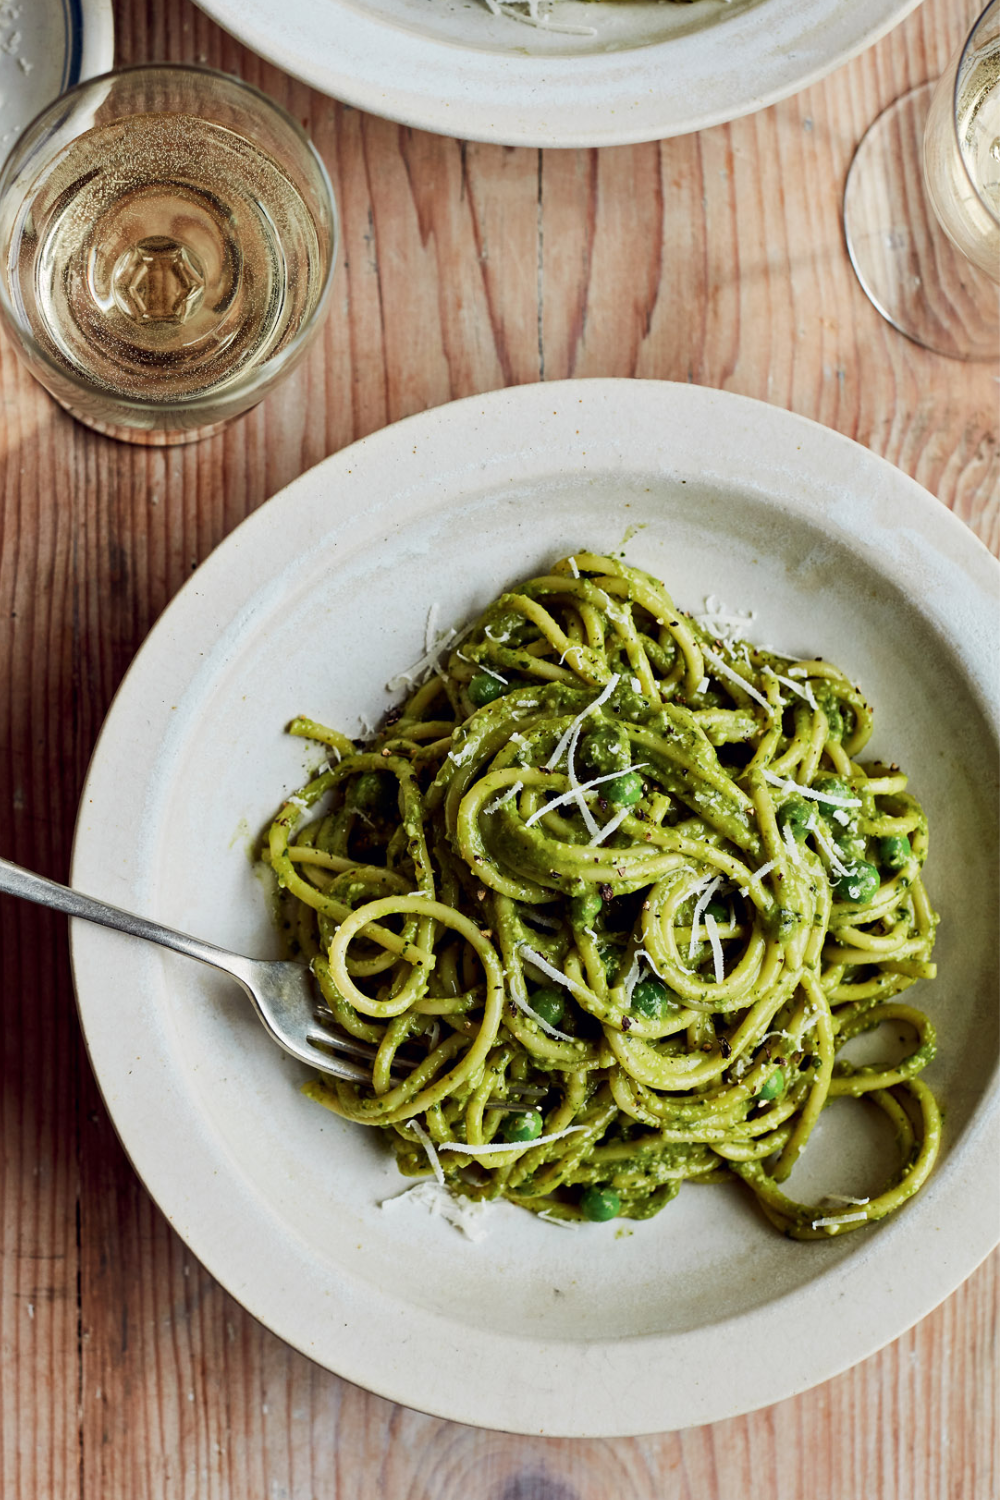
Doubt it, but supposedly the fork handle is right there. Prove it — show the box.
[0,856,249,980]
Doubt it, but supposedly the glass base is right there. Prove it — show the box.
[844,82,1000,362]
[53,393,243,445]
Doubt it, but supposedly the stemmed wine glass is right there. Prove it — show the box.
[843,1,999,362]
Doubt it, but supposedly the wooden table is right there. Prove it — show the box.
[2,0,996,1494]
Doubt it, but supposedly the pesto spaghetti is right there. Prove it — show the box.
[265,554,941,1236]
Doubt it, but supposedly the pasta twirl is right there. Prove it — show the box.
[265,554,941,1234]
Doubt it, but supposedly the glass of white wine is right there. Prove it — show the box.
[843,1,999,362]
[0,65,337,443]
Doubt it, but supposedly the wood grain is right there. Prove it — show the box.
[0,0,996,1495]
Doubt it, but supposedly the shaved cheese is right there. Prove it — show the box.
[688,875,722,961]
[439,1126,588,1158]
[781,827,803,866]
[696,676,710,695]
[766,667,818,712]
[484,780,523,815]
[566,720,600,838]
[480,0,597,36]
[620,950,642,1006]
[761,768,861,808]
[506,956,577,1041]
[385,626,457,690]
[523,762,646,828]
[832,808,850,827]
[522,910,561,930]
[406,1119,445,1186]
[807,814,854,878]
[447,739,476,767]
[700,645,772,711]
[630,676,643,693]
[519,943,595,1007]
[693,596,757,643]
[545,674,620,771]
[823,1194,870,1206]
[704,912,725,984]
[810,1211,869,1230]
[588,805,630,847]
[568,556,580,578]
[380,1180,492,1242]
[749,858,778,884]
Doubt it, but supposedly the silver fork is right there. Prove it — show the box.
[0,855,377,1083]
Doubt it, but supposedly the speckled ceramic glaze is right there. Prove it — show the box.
[192,0,923,145]
[71,380,999,1436]
[0,0,114,164]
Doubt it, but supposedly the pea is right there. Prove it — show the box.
[630,978,678,1019]
[824,704,845,741]
[529,987,565,1029]
[581,1186,621,1222]
[758,1068,785,1102]
[502,1109,544,1143]
[580,726,630,775]
[352,771,395,813]
[834,860,881,904]
[605,771,644,806]
[467,672,505,706]
[879,834,912,871]
[813,775,853,821]
[777,798,812,842]
[705,899,727,924]
[835,830,867,867]
[570,891,604,928]
[599,944,622,984]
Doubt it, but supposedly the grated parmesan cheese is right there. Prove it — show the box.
[761,768,861,808]
[688,874,723,961]
[565,719,600,838]
[807,814,854,878]
[810,1211,869,1230]
[519,943,595,1008]
[765,666,818,711]
[588,805,630,848]
[700,645,772,711]
[545,674,620,771]
[406,1119,445,1186]
[704,912,725,985]
[484,780,523,815]
[693,595,757,642]
[480,0,597,37]
[523,762,646,828]
[439,1126,588,1158]
[380,1179,492,1241]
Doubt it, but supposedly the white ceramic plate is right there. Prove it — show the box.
[192,0,922,146]
[0,0,114,165]
[71,380,999,1437]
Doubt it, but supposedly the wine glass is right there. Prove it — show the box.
[0,66,338,444]
[843,1,999,362]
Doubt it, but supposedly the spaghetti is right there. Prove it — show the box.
[265,553,941,1235]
